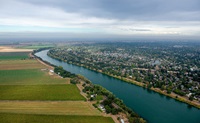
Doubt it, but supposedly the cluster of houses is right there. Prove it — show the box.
[49,45,200,102]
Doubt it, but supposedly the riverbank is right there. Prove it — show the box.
[32,52,120,123]
[35,51,149,123]
[104,73,200,109]
[88,65,200,109]
[36,50,200,123]
[47,53,200,109]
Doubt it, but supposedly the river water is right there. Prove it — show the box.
[35,50,200,123]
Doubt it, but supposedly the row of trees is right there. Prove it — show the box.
[83,84,146,123]
[52,65,146,123]
[54,66,76,78]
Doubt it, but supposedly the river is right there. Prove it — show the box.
[35,50,200,123]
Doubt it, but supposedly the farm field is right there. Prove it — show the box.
[0,60,44,70]
[0,69,68,85]
[0,52,30,60]
[0,101,100,116]
[0,85,85,100]
[0,113,114,123]
[0,50,114,123]
[0,46,32,53]
[19,45,54,49]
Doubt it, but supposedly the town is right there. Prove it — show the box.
[48,42,200,103]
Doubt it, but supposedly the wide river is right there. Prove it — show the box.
[35,50,200,123]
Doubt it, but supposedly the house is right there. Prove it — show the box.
[99,104,106,112]
[186,93,192,97]
[90,94,97,98]
[50,70,54,73]
[120,119,125,123]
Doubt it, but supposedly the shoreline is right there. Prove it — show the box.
[36,51,200,109]
[82,65,200,109]
[47,53,200,109]
[99,72,200,109]
[33,52,121,123]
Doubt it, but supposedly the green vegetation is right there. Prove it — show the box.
[54,66,82,84]
[96,95,103,101]
[0,52,29,60]
[19,45,54,49]
[0,51,115,123]
[70,77,81,84]
[174,89,185,96]
[0,101,101,116]
[0,85,85,100]
[52,65,146,122]
[0,60,44,70]
[0,113,114,123]
[54,66,76,78]
[48,42,200,109]
[0,69,67,85]
[82,82,146,123]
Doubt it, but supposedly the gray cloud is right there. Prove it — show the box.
[0,0,200,39]
[18,0,200,21]
[130,29,151,32]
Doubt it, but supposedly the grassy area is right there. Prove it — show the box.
[19,45,54,49]
[0,69,67,85]
[0,51,114,123]
[0,113,114,123]
[0,101,101,116]
[0,52,29,60]
[0,60,44,70]
[0,85,85,100]
[96,95,103,101]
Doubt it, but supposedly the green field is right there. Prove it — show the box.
[0,69,67,85]
[19,45,54,49]
[0,52,29,60]
[0,51,114,123]
[0,101,101,116]
[0,85,85,100]
[0,60,44,70]
[0,113,114,123]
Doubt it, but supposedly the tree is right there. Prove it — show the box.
[166,87,172,94]
[161,85,165,91]
[136,77,142,82]
[105,105,111,113]
[189,96,194,101]
[147,84,152,89]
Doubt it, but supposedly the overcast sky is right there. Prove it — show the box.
[0,0,200,41]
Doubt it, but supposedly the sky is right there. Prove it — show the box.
[0,0,200,41]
